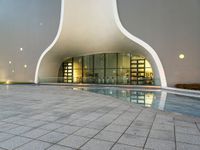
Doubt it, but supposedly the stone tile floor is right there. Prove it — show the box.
[0,85,199,150]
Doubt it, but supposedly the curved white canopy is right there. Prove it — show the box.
[35,0,167,87]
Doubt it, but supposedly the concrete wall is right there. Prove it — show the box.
[0,0,60,82]
[118,0,200,86]
[0,0,199,86]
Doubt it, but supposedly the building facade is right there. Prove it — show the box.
[0,0,200,87]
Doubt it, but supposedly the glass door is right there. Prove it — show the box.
[63,58,73,83]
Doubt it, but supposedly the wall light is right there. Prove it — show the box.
[24,64,27,68]
[179,54,185,59]
[8,61,12,64]
[6,80,10,84]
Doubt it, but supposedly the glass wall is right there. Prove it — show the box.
[61,53,154,85]
[83,55,94,83]
[73,57,82,83]
[94,54,104,84]
[118,53,130,84]
[106,54,117,84]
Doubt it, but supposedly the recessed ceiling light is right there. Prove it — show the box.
[24,64,27,68]
[20,48,23,51]
[179,54,185,59]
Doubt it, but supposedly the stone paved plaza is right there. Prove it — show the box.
[0,85,200,150]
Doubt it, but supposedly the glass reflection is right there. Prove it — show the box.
[73,87,200,117]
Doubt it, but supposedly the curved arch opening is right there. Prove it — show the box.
[34,0,167,87]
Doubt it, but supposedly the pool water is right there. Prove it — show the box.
[73,87,200,117]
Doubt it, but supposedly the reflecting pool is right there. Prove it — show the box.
[73,87,200,117]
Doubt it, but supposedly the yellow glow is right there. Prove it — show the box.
[145,93,154,107]
[145,60,151,68]
[179,54,185,59]
[6,80,10,84]
[73,69,82,83]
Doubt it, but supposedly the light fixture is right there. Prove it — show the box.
[12,70,15,73]
[8,61,12,64]
[179,54,185,59]
[24,64,27,68]
[20,48,23,51]
[6,80,10,84]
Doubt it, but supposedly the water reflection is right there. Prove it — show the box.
[74,87,163,109]
[73,87,200,117]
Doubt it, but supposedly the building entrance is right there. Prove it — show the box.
[59,53,154,85]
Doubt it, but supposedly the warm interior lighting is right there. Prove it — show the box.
[9,61,12,64]
[20,48,23,51]
[179,54,185,59]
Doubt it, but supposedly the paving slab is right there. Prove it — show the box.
[111,143,143,150]
[74,127,100,138]
[145,138,175,150]
[80,139,113,150]
[58,135,89,149]
[0,136,32,150]
[47,145,74,150]
[15,140,52,150]
[118,134,146,147]
[94,130,122,142]
[39,131,68,143]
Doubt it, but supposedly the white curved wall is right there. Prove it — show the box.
[118,0,200,86]
[0,0,199,87]
[35,0,166,86]
[0,0,60,82]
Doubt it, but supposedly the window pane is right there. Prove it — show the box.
[94,69,104,84]
[106,53,117,68]
[83,55,93,70]
[73,69,82,83]
[73,57,82,69]
[118,69,130,84]
[118,53,130,69]
[83,70,94,83]
[94,54,104,69]
[105,69,117,84]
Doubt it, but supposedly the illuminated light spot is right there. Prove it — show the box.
[6,80,10,84]
[12,70,15,73]
[179,54,185,59]
[8,61,12,64]
[24,64,27,68]
[20,48,23,51]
